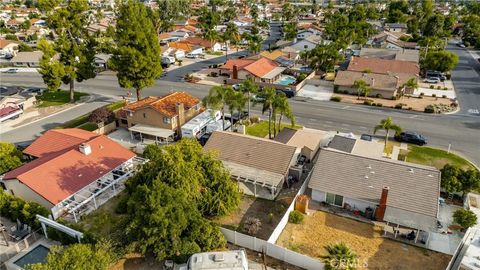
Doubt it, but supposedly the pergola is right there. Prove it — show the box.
[51,156,148,222]
[224,161,285,200]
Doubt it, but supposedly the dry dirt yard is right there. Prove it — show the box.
[334,94,455,113]
[277,211,451,270]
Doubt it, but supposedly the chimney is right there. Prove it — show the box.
[176,102,185,133]
[371,78,375,87]
[79,143,92,155]
[232,64,238,80]
[375,186,389,221]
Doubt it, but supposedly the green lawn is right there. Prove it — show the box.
[405,145,476,171]
[37,91,88,107]
[246,121,302,138]
[106,100,127,111]
[57,114,90,129]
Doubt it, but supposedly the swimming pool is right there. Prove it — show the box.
[276,75,296,85]
[14,244,50,268]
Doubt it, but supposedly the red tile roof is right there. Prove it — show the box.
[347,56,420,75]
[23,129,99,158]
[122,92,200,117]
[0,39,18,49]
[219,59,256,71]
[4,130,135,204]
[243,57,279,78]
[184,37,215,49]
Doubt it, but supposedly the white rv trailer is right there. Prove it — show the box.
[181,110,221,138]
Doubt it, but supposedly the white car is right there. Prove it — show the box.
[185,53,199,59]
[424,77,440,83]
[232,84,241,90]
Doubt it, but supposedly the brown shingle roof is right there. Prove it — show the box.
[308,149,440,218]
[348,56,419,75]
[334,71,400,91]
[122,92,200,117]
[204,131,297,176]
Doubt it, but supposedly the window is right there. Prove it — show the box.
[304,45,308,49]
[163,117,171,124]
[121,119,128,125]
[326,193,343,207]
[143,113,146,118]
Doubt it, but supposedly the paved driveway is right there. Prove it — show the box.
[297,84,333,101]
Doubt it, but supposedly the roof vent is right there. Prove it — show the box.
[364,175,369,179]
[427,174,434,177]
[370,171,375,174]
[408,168,414,173]
[79,143,92,155]
[213,253,224,262]
[366,165,372,169]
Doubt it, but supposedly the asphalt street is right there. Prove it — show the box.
[448,42,480,115]
[1,72,479,167]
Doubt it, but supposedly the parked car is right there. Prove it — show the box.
[424,77,440,84]
[277,88,295,98]
[457,42,466,48]
[186,53,200,59]
[2,68,18,73]
[394,132,427,145]
[426,70,447,81]
[22,87,44,95]
[251,94,265,102]
[232,84,241,90]
[360,134,373,141]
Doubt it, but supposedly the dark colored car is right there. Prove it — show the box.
[360,134,373,141]
[394,132,427,145]
[277,88,295,98]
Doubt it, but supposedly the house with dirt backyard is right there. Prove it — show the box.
[308,148,441,247]
[203,131,302,200]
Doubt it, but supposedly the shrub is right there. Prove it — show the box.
[288,210,304,224]
[394,103,403,109]
[443,87,448,90]
[297,73,307,82]
[330,96,342,102]
[89,107,114,124]
[442,95,447,98]
[243,217,262,235]
[424,105,435,113]
[437,86,441,90]
[390,96,398,100]
[370,102,376,106]
[420,92,425,96]
[432,94,436,97]
[363,100,372,105]
[376,103,383,107]
[0,189,50,229]
[407,107,412,110]
[249,115,259,123]
[268,213,274,224]
[430,85,434,89]
[342,90,349,95]
[453,208,477,229]
[333,85,340,93]
[375,93,383,98]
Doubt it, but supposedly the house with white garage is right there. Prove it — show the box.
[204,131,301,200]
[291,35,330,53]
[309,148,441,245]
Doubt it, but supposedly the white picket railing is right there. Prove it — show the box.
[220,227,324,270]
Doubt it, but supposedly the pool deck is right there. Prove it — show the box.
[0,217,53,269]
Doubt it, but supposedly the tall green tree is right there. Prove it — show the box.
[29,242,113,270]
[0,142,22,175]
[112,0,162,101]
[458,169,480,198]
[226,90,247,131]
[422,50,459,73]
[222,22,240,58]
[462,14,480,49]
[273,93,295,137]
[260,87,277,139]
[321,242,358,270]
[38,0,97,103]
[440,164,463,193]
[373,117,402,152]
[157,0,192,33]
[238,78,259,120]
[38,39,65,92]
[306,43,343,73]
[203,85,234,131]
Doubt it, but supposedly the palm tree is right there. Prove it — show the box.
[223,22,240,61]
[374,117,402,152]
[353,80,370,100]
[203,85,234,131]
[274,93,295,137]
[226,90,247,131]
[261,87,277,139]
[238,78,259,121]
[321,242,358,270]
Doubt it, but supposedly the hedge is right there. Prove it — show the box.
[0,189,50,229]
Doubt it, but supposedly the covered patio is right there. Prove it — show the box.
[129,123,175,145]
[382,207,438,248]
[224,161,285,200]
[260,67,286,83]
[51,156,147,222]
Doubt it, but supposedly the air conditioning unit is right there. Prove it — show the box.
[79,143,92,155]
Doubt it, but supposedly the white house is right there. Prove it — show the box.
[291,35,329,53]
[0,40,19,57]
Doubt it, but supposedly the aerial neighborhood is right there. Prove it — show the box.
[1,0,480,270]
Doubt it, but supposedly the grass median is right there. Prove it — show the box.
[246,121,302,138]
[37,91,89,107]
[402,145,476,171]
